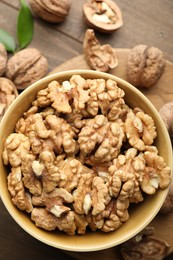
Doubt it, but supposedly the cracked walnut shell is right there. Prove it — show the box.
[29,0,71,23]
[6,48,48,90]
[83,29,118,72]
[83,0,123,33]
[127,44,166,88]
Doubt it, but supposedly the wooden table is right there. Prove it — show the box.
[0,1,173,259]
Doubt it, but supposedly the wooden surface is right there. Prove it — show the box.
[0,1,173,259]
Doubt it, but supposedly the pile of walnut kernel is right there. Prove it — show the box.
[2,75,171,235]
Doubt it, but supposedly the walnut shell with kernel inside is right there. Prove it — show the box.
[127,44,166,88]
[83,0,123,33]
[29,0,71,23]
[5,48,48,90]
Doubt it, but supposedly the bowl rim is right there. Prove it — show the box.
[0,69,172,252]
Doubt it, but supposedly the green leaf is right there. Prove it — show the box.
[0,28,16,52]
[17,0,34,50]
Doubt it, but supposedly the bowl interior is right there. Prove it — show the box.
[0,70,172,252]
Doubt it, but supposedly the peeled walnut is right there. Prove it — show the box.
[83,29,118,72]
[0,77,18,121]
[124,109,157,151]
[32,188,73,217]
[127,44,166,88]
[6,48,48,90]
[2,133,31,167]
[58,158,93,193]
[83,0,123,33]
[101,199,122,232]
[31,208,76,235]
[141,151,171,194]
[85,77,128,120]
[73,173,94,215]
[108,148,144,204]
[7,167,33,213]
[78,114,125,165]
[29,0,71,23]
[120,226,170,260]
[0,43,7,76]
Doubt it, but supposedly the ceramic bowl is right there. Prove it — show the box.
[0,70,172,252]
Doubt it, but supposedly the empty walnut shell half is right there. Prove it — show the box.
[0,77,18,121]
[29,0,71,23]
[6,48,48,90]
[127,44,166,88]
[0,43,7,76]
[83,0,123,33]
[83,29,118,72]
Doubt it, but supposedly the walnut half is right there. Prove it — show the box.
[83,29,118,72]
[83,0,123,33]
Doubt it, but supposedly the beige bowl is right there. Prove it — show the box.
[0,70,172,252]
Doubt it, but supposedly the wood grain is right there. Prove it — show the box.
[2,0,173,62]
[0,0,173,259]
[0,1,82,72]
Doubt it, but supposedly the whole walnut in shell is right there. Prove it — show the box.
[127,44,166,88]
[0,43,7,76]
[6,48,48,90]
[29,0,71,23]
